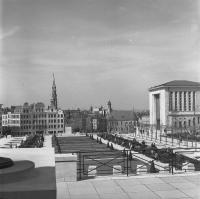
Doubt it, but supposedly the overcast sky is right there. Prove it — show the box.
[0,0,200,110]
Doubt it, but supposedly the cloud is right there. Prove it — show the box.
[0,26,20,40]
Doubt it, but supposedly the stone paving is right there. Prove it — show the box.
[57,174,200,199]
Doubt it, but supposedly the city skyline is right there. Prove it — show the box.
[1,0,200,109]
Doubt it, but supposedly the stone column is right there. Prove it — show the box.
[191,91,193,112]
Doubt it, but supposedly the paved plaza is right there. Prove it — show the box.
[57,174,200,199]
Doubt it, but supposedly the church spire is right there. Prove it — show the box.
[50,73,58,109]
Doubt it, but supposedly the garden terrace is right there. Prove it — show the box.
[52,135,156,178]
[19,134,44,148]
[167,132,200,142]
[98,133,200,171]
[52,135,114,153]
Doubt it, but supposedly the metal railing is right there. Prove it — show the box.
[77,149,172,180]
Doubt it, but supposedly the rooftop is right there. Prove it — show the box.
[149,80,200,91]
[107,110,138,121]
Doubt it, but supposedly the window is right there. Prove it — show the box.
[184,92,187,111]
[188,120,191,126]
[198,117,200,124]
[188,92,191,111]
[169,92,173,111]
[193,91,195,111]
[175,92,178,111]
[193,118,195,126]
[179,91,182,111]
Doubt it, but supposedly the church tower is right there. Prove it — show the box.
[107,100,112,114]
[50,73,58,109]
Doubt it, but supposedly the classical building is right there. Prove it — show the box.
[149,80,200,130]
[106,101,138,134]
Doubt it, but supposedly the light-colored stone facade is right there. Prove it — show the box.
[2,112,20,127]
[149,80,200,129]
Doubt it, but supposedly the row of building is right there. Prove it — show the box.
[0,74,139,135]
[0,100,139,135]
[1,77,199,136]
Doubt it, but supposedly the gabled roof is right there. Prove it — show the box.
[107,110,137,121]
[149,80,200,91]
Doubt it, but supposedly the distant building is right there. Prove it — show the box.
[106,101,138,134]
[2,112,20,127]
[149,80,200,130]
[63,109,86,132]
[86,113,107,133]
[2,102,64,135]
[1,75,64,135]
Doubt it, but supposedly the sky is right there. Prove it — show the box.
[0,0,200,110]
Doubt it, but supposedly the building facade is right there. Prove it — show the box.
[63,109,87,132]
[106,101,138,134]
[2,112,20,127]
[149,80,200,131]
[1,74,64,135]
[2,102,64,135]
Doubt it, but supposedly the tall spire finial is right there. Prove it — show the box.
[50,73,58,109]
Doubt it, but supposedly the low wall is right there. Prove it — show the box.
[0,148,56,199]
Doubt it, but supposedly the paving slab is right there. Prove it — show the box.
[99,193,130,199]
[118,184,150,193]
[68,181,97,195]
[180,188,200,198]
[70,194,100,199]
[169,182,197,190]
[160,176,189,183]
[127,190,161,199]
[57,182,70,199]
[155,189,189,199]
[145,183,175,191]
[138,176,166,184]
[57,172,200,199]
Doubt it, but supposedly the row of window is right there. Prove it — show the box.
[20,125,64,129]
[48,125,64,128]
[174,117,200,127]
[2,120,20,124]
[2,115,20,119]
[169,91,195,111]
[3,113,64,121]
